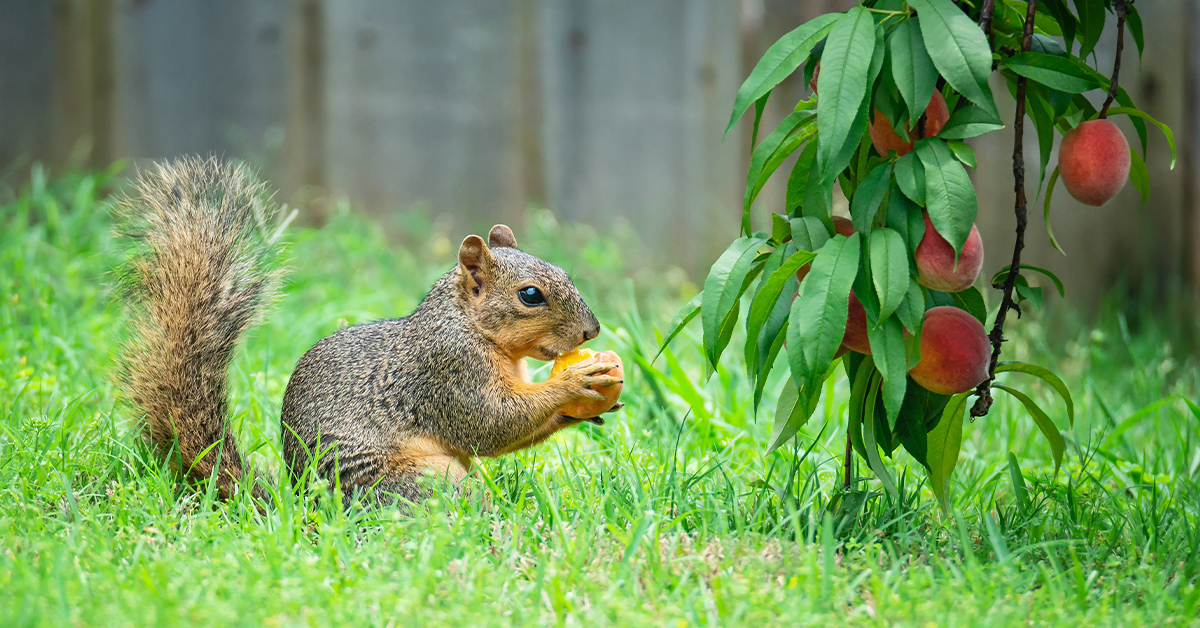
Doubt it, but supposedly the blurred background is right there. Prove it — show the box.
[2,0,1197,318]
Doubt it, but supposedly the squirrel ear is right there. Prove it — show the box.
[488,224,519,249]
[458,235,494,296]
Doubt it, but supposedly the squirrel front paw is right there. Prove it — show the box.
[555,357,622,401]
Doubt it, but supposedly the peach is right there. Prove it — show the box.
[907,306,991,396]
[841,291,871,355]
[869,92,949,158]
[1059,119,1131,206]
[551,348,624,418]
[796,216,855,284]
[915,212,984,293]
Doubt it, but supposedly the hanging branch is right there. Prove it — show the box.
[978,0,998,53]
[1099,0,1128,118]
[970,0,1039,419]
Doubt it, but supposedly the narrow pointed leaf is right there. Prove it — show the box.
[1043,166,1067,255]
[656,292,701,359]
[1129,146,1150,206]
[909,0,998,116]
[938,105,1005,139]
[894,152,926,206]
[1003,52,1103,94]
[867,314,908,426]
[850,163,893,234]
[702,236,768,368]
[787,234,861,393]
[816,7,877,180]
[915,139,977,255]
[889,19,938,125]
[726,15,839,136]
[995,361,1075,426]
[927,392,969,512]
[994,384,1065,471]
[870,228,909,321]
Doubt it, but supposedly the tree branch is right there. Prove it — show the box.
[1099,0,1127,118]
[970,0,1038,419]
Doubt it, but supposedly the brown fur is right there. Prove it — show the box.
[114,158,620,509]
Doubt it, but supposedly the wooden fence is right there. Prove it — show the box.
[1,0,1196,308]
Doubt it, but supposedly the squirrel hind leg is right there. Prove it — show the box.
[343,437,473,509]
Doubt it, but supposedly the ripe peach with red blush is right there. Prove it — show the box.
[869,92,949,158]
[1059,119,1131,206]
[915,212,984,293]
[907,306,990,396]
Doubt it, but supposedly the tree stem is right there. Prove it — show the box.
[970,0,1039,419]
[1099,0,1127,118]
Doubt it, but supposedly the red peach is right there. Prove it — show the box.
[841,291,871,355]
[907,306,990,396]
[1059,119,1131,206]
[869,92,949,158]
[915,212,984,293]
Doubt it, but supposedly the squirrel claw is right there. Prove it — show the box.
[603,402,624,414]
[586,416,605,426]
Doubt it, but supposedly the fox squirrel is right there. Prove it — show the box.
[114,156,622,507]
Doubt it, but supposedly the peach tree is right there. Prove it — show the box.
[663,0,1174,510]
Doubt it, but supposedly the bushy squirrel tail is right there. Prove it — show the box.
[113,156,291,501]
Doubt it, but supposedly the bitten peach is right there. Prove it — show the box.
[915,211,984,293]
[907,306,990,396]
[869,92,949,158]
[551,348,624,418]
[796,216,855,284]
[1059,119,1131,206]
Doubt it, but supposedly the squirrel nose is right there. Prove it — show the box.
[583,324,600,343]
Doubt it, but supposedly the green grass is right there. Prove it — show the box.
[3,165,1200,626]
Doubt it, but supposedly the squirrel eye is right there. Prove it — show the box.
[518,286,546,306]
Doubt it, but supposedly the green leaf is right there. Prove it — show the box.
[1128,145,1150,206]
[862,375,898,497]
[660,344,712,421]
[892,381,947,467]
[702,236,768,369]
[753,301,792,411]
[785,142,819,214]
[889,19,938,126]
[770,213,791,244]
[790,216,831,252]
[745,249,817,379]
[1030,33,1066,57]
[909,0,998,116]
[991,263,1065,297]
[744,111,816,232]
[995,361,1075,426]
[938,106,1005,140]
[1043,166,1067,255]
[656,292,701,360]
[887,184,925,260]
[867,314,908,427]
[926,392,969,513]
[1002,52,1103,94]
[894,152,926,206]
[1024,84,1056,196]
[788,234,861,393]
[816,7,877,180]
[751,94,769,149]
[766,364,838,453]
[915,139,977,256]
[1037,0,1077,54]
[846,356,875,461]
[768,377,806,452]
[850,163,894,234]
[1126,4,1144,59]
[726,15,839,136]
[1072,0,1103,60]
[994,384,1065,472]
[870,229,909,322]
[946,140,976,168]
[951,286,987,325]
[896,282,925,337]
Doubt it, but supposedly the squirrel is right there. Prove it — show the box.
[114,156,623,507]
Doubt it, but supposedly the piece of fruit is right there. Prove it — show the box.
[915,212,984,293]
[868,92,949,158]
[907,306,990,395]
[796,216,855,284]
[551,348,624,418]
[841,291,871,355]
[1059,119,1131,206]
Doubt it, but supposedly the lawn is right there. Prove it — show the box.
[3,165,1200,626]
